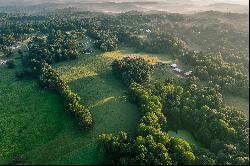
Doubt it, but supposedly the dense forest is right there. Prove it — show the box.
[0,8,249,165]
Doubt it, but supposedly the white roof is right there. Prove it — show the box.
[0,60,7,64]
[184,71,192,75]
[170,64,177,67]
[146,29,151,33]
[173,68,182,72]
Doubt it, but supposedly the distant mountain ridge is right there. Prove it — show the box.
[0,0,248,13]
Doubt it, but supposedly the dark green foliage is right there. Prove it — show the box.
[109,58,249,165]
[122,31,186,55]
[6,60,16,69]
[15,71,26,79]
[98,132,133,164]
[0,35,16,50]
[17,49,23,55]
[151,81,249,165]
[86,24,118,52]
[28,31,80,64]
[179,51,249,98]
[13,19,93,129]
[112,57,153,85]
[192,146,216,165]
[1,10,248,97]
[168,137,196,165]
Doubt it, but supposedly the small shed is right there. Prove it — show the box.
[173,68,182,73]
[0,60,7,65]
[126,54,137,59]
[184,71,192,76]
[170,64,177,68]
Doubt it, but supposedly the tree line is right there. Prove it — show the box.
[30,60,93,128]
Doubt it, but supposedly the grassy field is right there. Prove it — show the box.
[168,129,203,147]
[0,54,77,164]
[223,94,249,117]
[51,49,140,164]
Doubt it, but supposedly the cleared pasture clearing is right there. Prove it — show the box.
[39,50,140,164]
[168,129,203,147]
[0,58,76,164]
[224,94,249,117]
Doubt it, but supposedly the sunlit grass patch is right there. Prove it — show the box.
[224,94,249,117]
[56,65,98,83]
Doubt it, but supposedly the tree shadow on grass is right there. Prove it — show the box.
[68,70,127,107]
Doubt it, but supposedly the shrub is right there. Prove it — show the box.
[6,60,16,69]
[112,57,153,85]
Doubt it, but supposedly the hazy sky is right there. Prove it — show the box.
[192,0,249,5]
[0,0,248,5]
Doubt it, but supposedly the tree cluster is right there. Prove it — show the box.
[179,51,249,98]
[27,31,80,64]
[86,23,118,52]
[112,57,153,85]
